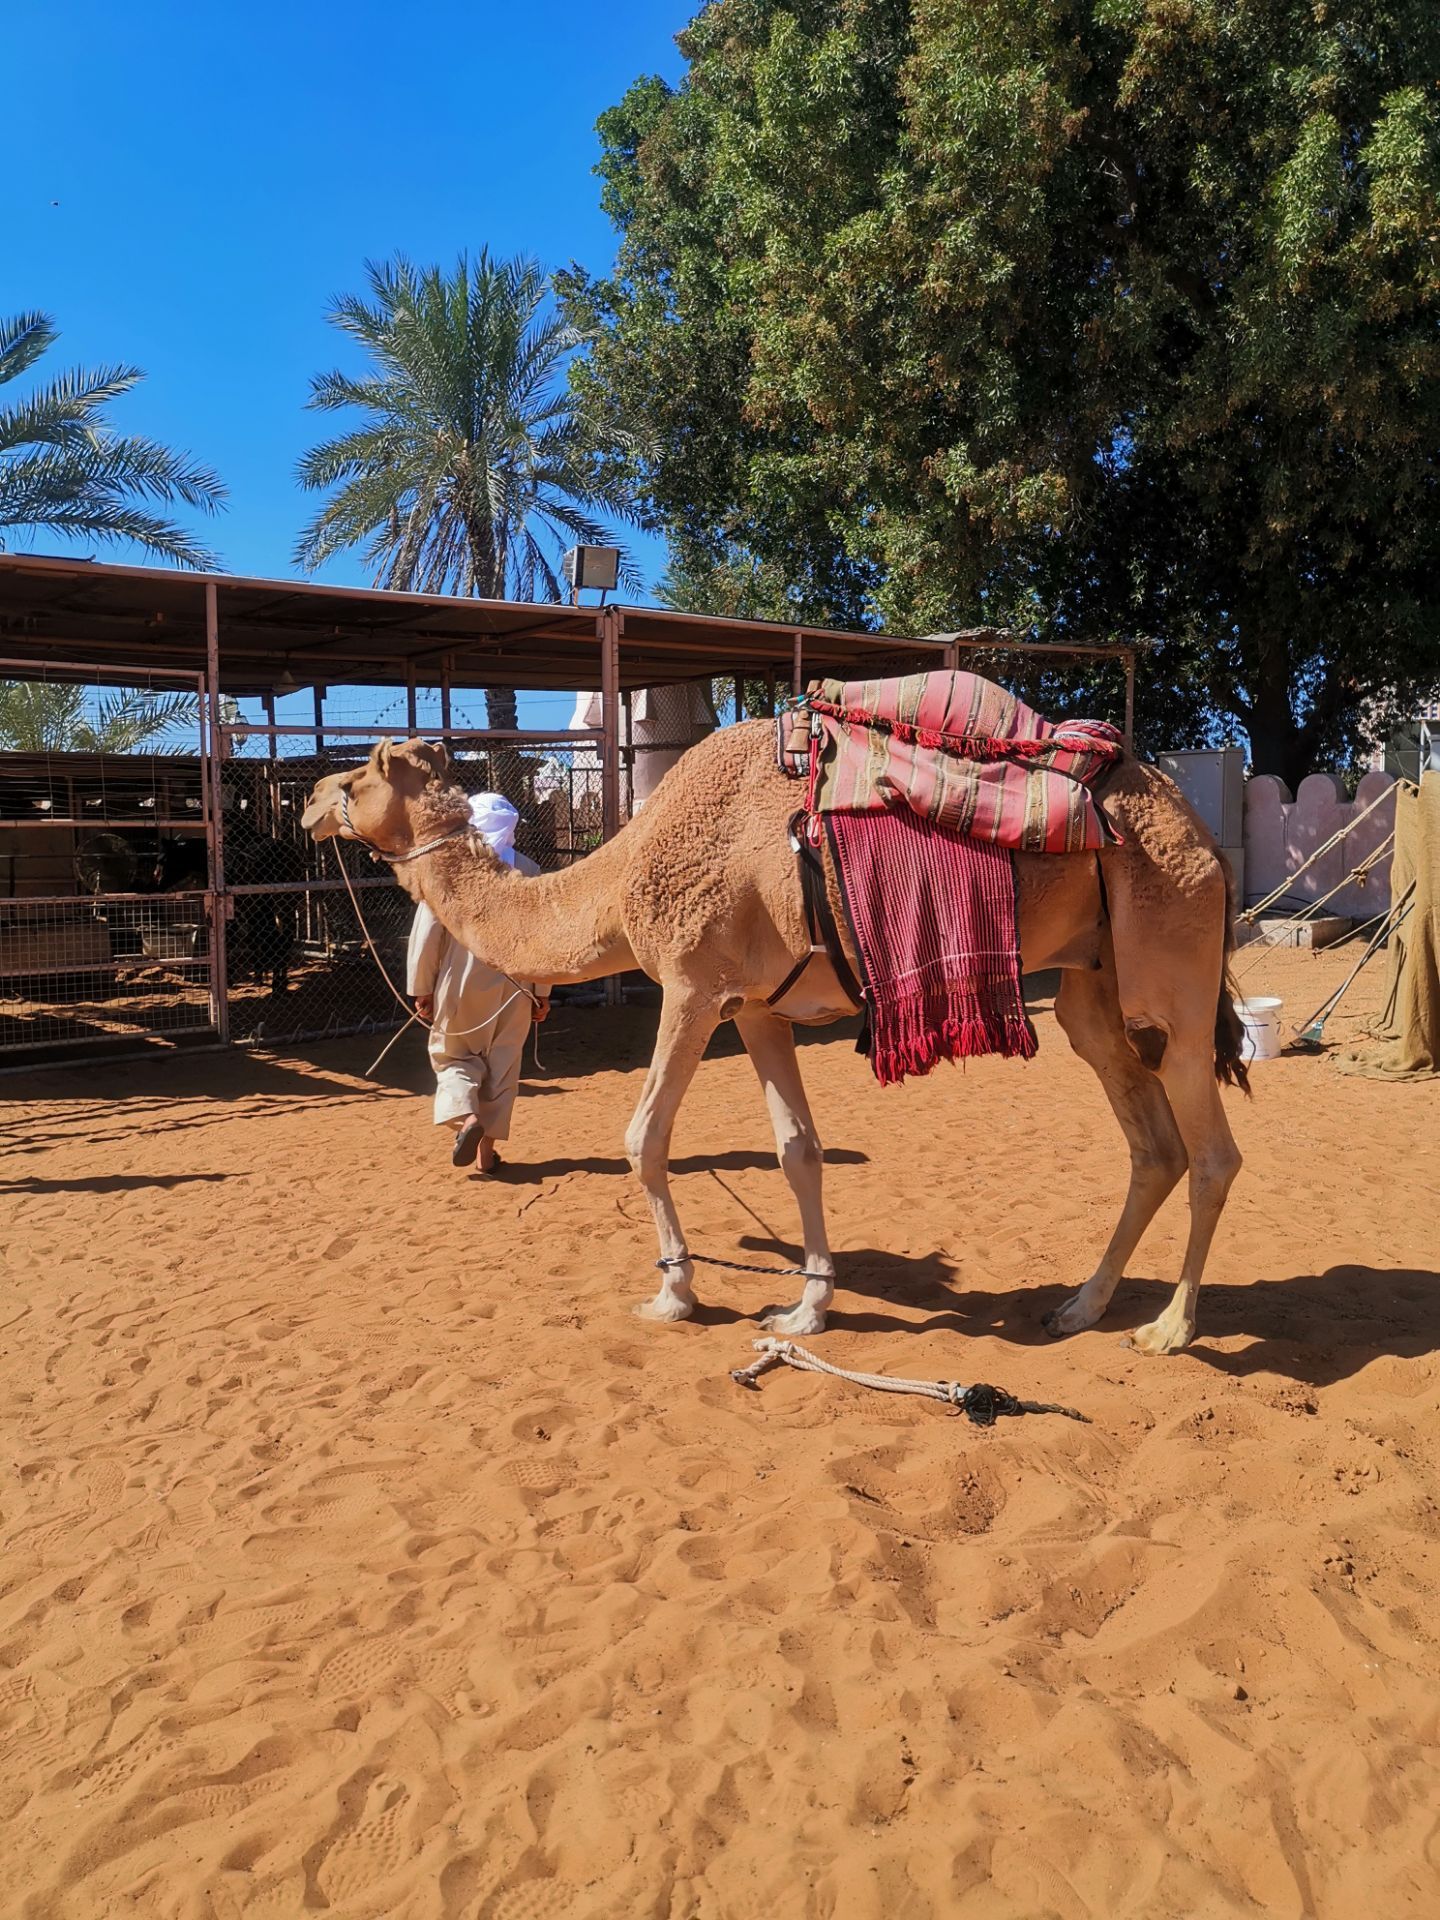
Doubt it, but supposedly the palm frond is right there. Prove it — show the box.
[0,312,59,388]
[0,681,201,752]
[0,314,225,565]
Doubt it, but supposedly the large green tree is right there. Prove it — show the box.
[0,311,225,568]
[296,251,640,731]
[564,1,1440,780]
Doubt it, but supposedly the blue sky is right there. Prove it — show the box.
[10,2,690,729]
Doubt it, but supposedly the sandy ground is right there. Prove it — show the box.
[3,941,1439,1919]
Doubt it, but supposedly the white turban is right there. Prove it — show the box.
[468,791,519,866]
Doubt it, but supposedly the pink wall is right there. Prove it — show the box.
[1243,771,1397,918]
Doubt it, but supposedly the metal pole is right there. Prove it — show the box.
[313,684,326,755]
[262,691,280,835]
[943,641,960,675]
[1124,648,1136,750]
[792,631,804,698]
[600,606,621,842]
[600,608,623,1007]
[204,581,230,1045]
[406,661,417,733]
[440,657,452,733]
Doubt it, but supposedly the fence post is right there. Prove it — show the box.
[792,631,804,698]
[204,580,231,1045]
[1124,649,1136,750]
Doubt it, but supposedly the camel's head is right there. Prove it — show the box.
[301,737,455,855]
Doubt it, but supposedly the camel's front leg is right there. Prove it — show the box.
[734,1007,836,1336]
[627,989,718,1323]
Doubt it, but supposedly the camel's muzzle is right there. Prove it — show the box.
[301,780,347,838]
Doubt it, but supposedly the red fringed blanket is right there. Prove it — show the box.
[827,808,1038,1086]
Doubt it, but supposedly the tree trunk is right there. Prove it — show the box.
[484,687,518,731]
[1246,680,1309,790]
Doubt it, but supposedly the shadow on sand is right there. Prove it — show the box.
[685,1239,1440,1386]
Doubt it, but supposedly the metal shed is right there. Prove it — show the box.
[0,553,1135,1067]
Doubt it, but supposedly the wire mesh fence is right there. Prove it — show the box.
[0,892,216,1055]
[1,662,218,1065]
[212,729,602,1047]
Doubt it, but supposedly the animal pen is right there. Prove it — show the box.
[0,554,1137,1070]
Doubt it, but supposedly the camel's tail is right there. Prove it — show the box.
[1215,850,1251,1096]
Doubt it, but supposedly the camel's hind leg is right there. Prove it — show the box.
[1045,959,1189,1337]
[628,988,719,1323]
[1128,1039,1241,1353]
[1103,844,1244,1354]
[734,1007,836,1335]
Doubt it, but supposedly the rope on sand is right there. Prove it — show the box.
[729,1337,1089,1425]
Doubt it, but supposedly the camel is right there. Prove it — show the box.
[301,717,1247,1355]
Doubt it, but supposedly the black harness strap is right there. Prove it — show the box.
[766,815,866,1016]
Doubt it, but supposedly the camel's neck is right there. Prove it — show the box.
[391,799,633,984]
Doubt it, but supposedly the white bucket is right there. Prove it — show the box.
[1236,996,1284,1063]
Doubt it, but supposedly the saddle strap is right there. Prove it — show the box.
[766,816,867,1022]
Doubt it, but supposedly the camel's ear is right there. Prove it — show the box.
[372,738,395,780]
[394,738,450,782]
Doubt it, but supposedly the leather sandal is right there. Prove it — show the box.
[451,1117,483,1167]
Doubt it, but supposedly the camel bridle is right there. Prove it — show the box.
[339,785,473,865]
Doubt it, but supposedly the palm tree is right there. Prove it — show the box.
[0,681,202,753]
[0,311,225,568]
[295,251,639,729]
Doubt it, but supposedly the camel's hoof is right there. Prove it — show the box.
[759,1304,826,1337]
[635,1290,696,1325]
[1126,1317,1194,1356]
[1043,1296,1091,1339]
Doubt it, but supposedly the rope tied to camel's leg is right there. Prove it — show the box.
[729,1338,1088,1425]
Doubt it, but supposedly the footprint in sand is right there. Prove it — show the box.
[0,1674,37,1712]
[486,1882,573,1920]
[316,1635,407,1699]
[500,1458,571,1498]
[73,1720,179,1803]
[315,1774,413,1907]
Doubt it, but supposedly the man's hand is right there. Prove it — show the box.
[414,994,435,1023]
[532,997,551,1024]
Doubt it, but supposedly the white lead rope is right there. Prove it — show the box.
[326,838,545,1078]
[730,1338,1088,1425]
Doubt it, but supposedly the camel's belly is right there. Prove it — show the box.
[1016,852,1106,972]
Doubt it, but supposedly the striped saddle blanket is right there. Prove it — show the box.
[778,669,1124,853]
[777,671,1124,1084]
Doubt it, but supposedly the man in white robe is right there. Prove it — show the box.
[405,793,549,1172]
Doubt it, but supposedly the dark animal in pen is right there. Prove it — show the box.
[152,825,308,994]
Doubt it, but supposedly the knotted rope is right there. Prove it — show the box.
[729,1338,1088,1425]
